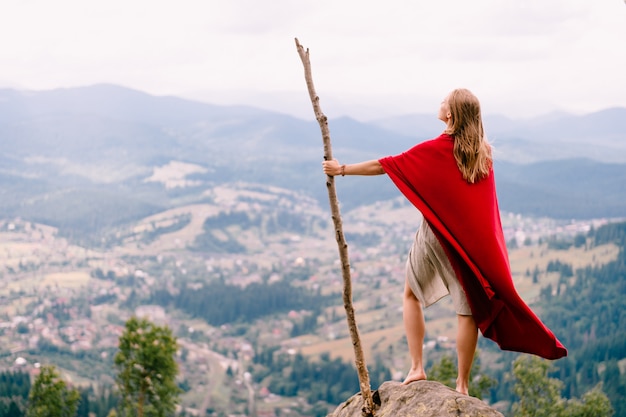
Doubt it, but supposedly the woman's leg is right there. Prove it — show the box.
[402,280,427,384]
[456,314,478,395]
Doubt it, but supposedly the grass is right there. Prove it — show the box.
[40,271,91,289]
[299,323,405,363]
[509,242,619,301]
[122,204,219,254]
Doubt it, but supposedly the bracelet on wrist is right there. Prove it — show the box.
[340,165,346,176]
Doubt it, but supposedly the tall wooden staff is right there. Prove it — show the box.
[295,38,375,417]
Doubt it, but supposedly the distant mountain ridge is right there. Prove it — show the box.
[3,84,625,162]
[0,84,624,241]
[371,107,626,163]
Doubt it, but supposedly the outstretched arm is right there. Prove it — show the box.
[322,159,385,177]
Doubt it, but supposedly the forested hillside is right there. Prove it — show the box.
[1,86,625,245]
[485,221,626,415]
[544,221,626,416]
[0,371,29,416]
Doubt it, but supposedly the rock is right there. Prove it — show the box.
[327,380,504,417]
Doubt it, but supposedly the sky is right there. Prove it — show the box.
[1,0,625,120]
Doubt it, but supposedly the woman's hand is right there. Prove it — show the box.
[322,159,384,177]
[322,159,342,176]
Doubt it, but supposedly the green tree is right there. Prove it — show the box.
[26,365,80,417]
[428,353,496,399]
[512,355,565,417]
[114,317,181,417]
[428,355,456,388]
[512,356,613,417]
[566,385,614,417]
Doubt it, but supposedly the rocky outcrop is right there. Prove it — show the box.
[327,381,504,417]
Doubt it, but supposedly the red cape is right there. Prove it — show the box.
[379,133,567,359]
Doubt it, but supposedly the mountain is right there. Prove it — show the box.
[0,84,624,241]
[495,159,626,219]
[371,108,626,163]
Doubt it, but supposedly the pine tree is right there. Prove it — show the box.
[26,365,80,417]
[114,317,181,417]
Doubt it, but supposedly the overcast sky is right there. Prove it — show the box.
[1,0,625,120]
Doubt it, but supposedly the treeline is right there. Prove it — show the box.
[191,229,246,253]
[75,386,119,417]
[150,280,332,326]
[540,221,626,354]
[488,221,626,415]
[139,214,191,244]
[201,209,316,235]
[0,370,118,417]
[543,221,626,416]
[252,348,391,407]
[28,188,162,247]
[191,209,325,253]
[546,259,574,277]
[0,371,29,416]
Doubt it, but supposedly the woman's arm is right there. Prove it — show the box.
[322,159,385,176]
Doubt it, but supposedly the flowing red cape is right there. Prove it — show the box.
[379,133,567,359]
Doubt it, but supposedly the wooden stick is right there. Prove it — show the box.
[295,38,375,417]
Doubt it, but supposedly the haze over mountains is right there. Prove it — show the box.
[0,84,624,240]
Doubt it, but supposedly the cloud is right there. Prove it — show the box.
[0,0,624,118]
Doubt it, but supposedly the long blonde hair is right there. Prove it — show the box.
[445,89,492,183]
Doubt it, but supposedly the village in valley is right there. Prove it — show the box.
[0,181,621,415]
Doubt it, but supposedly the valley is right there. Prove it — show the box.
[0,182,619,416]
[0,84,624,415]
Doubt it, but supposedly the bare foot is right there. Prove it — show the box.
[402,369,427,385]
[455,384,469,396]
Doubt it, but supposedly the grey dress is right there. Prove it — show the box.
[405,220,472,315]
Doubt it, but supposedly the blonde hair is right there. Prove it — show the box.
[445,88,492,183]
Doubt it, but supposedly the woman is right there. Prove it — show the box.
[322,88,567,396]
